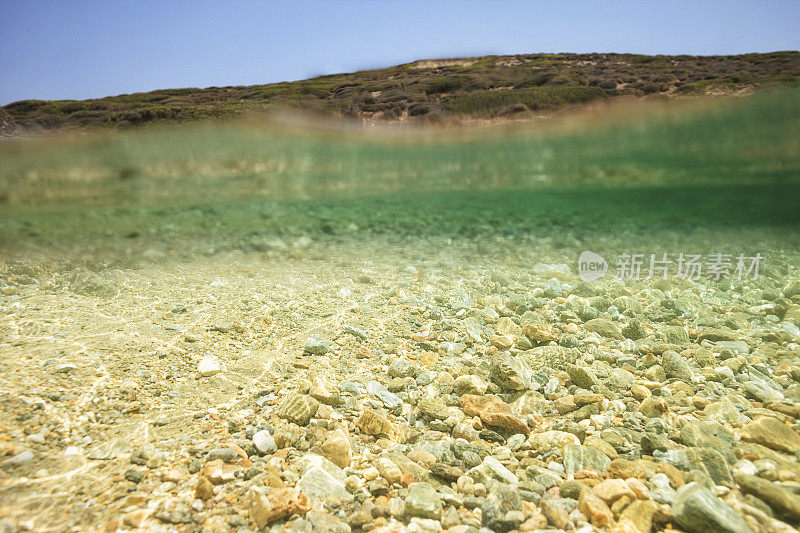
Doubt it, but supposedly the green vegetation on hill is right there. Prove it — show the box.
[3,51,799,132]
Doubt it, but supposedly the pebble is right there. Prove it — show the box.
[739,416,800,454]
[563,444,611,476]
[276,393,319,425]
[252,429,277,454]
[672,483,752,533]
[7,256,800,532]
[197,356,221,376]
[304,336,330,355]
[5,450,34,466]
[405,482,442,519]
[389,356,416,378]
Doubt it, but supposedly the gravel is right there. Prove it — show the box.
[2,239,800,532]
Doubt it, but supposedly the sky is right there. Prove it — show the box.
[2,0,799,105]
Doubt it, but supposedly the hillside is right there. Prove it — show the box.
[3,51,800,132]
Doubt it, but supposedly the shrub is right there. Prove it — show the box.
[446,86,606,115]
[496,103,530,116]
[425,76,466,94]
[638,82,668,94]
[408,103,430,116]
[514,71,556,88]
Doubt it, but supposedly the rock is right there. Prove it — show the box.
[615,499,656,533]
[663,325,690,345]
[520,345,580,371]
[389,356,416,378]
[310,376,341,406]
[563,444,611,476]
[584,435,617,460]
[482,482,523,532]
[544,279,563,298]
[680,421,735,460]
[248,487,311,528]
[405,482,442,520]
[252,430,277,455]
[489,353,532,391]
[468,456,519,486]
[418,397,449,420]
[376,457,403,484]
[356,408,395,436]
[460,394,529,435]
[609,368,635,391]
[197,356,221,377]
[430,463,463,482]
[662,350,693,382]
[297,454,353,503]
[541,499,570,529]
[622,319,647,340]
[276,393,319,425]
[734,472,800,522]
[409,518,442,532]
[201,459,237,484]
[783,279,800,298]
[672,483,752,533]
[454,374,488,395]
[743,381,784,404]
[490,334,515,349]
[526,431,580,455]
[306,511,350,533]
[584,318,623,339]
[686,448,733,487]
[206,447,240,463]
[123,509,151,529]
[522,323,559,343]
[124,468,144,483]
[698,328,741,343]
[383,452,432,484]
[5,450,34,466]
[579,488,614,528]
[440,505,461,529]
[638,396,668,418]
[654,449,691,471]
[408,448,437,466]
[367,380,403,410]
[320,428,352,469]
[195,476,214,500]
[304,336,329,355]
[592,478,636,504]
[566,364,600,389]
[739,417,800,454]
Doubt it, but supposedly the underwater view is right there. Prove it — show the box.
[2,2,800,531]
[2,88,800,532]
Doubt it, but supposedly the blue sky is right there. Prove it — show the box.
[2,0,799,105]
